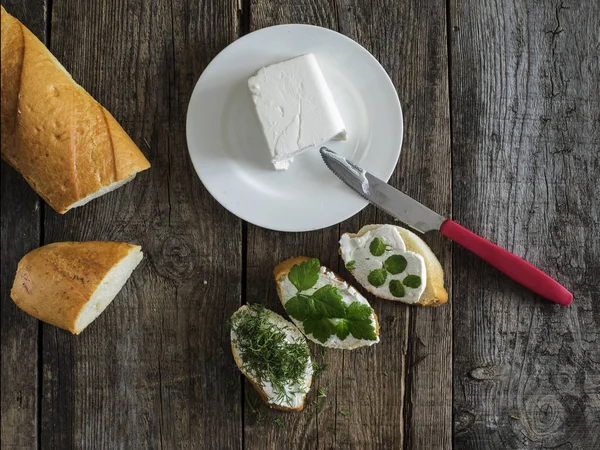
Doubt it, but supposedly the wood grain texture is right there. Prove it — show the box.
[38,1,242,448]
[450,0,600,448]
[0,1,45,449]
[247,1,452,449]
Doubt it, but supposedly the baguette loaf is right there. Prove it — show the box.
[0,7,150,213]
[11,241,143,334]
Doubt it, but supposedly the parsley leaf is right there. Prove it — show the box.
[334,302,377,341]
[384,254,407,274]
[345,302,372,320]
[285,294,314,321]
[303,317,336,343]
[288,258,320,291]
[311,285,346,318]
[335,320,350,340]
[345,260,356,270]
[369,237,387,256]
[403,275,422,288]
[347,318,378,341]
[368,268,387,287]
[389,279,405,297]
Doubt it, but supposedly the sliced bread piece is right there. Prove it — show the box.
[230,304,312,411]
[11,241,143,334]
[340,224,447,306]
[274,257,380,349]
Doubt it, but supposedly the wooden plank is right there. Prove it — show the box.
[39,1,242,448]
[450,0,600,448]
[246,1,452,449]
[336,2,452,449]
[0,2,45,449]
[244,4,344,449]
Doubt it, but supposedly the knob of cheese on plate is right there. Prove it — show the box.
[248,54,347,171]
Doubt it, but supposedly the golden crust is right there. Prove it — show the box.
[340,224,448,307]
[10,241,140,334]
[230,305,309,412]
[0,7,150,214]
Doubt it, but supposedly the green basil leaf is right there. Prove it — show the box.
[403,275,422,288]
[389,280,405,297]
[369,238,387,256]
[345,260,356,270]
[368,268,387,287]
[384,254,407,275]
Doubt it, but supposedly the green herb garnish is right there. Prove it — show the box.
[369,237,387,256]
[510,415,520,420]
[368,268,387,287]
[327,426,337,434]
[345,260,356,270]
[232,304,310,406]
[313,362,328,379]
[288,258,320,291]
[273,418,285,427]
[284,259,377,343]
[245,391,263,424]
[389,280,405,297]
[318,387,327,398]
[340,409,350,417]
[384,254,407,274]
[403,275,422,288]
[334,302,377,340]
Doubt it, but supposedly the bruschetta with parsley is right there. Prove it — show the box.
[274,257,380,349]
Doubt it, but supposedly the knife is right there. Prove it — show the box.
[320,147,573,306]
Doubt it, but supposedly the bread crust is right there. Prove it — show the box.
[340,224,448,307]
[0,7,150,214]
[230,305,310,411]
[274,257,380,338]
[10,241,140,334]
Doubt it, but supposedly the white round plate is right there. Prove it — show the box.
[186,24,402,232]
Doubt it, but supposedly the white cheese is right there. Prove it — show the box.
[231,307,312,409]
[340,225,427,303]
[279,266,379,349]
[248,54,347,171]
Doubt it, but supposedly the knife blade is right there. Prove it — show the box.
[320,147,573,306]
[319,147,445,233]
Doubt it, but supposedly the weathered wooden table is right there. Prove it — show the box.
[1,1,599,449]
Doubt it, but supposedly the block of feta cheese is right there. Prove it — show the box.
[248,54,347,171]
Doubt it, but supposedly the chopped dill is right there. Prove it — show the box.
[232,304,310,406]
[245,391,263,425]
[273,418,285,428]
[318,388,327,398]
[340,409,350,417]
[313,362,328,379]
[327,426,337,434]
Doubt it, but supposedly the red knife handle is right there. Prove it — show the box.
[439,219,573,306]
